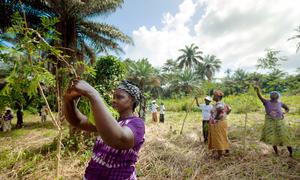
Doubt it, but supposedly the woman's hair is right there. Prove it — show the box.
[213,90,224,100]
[117,80,143,112]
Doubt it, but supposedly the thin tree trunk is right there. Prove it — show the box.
[55,116,62,178]
[180,99,195,134]
[38,83,62,178]
[243,113,248,152]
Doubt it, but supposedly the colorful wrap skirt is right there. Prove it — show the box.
[208,120,230,150]
[260,115,292,146]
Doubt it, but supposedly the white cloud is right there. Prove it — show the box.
[124,0,300,76]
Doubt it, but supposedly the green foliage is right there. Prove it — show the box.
[177,43,203,70]
[61,133,95,152]
[256,49,287,71]
[288,26,300,52]
[125,58,160,97]
[196,54,221,81]
[0,94,12,112]
[0,13,64,111]
[26,106,39,114]
[75,55,123,125]
[224,86,261,114]
[168,70,200,96]
[93,55,125,103]
[159,97,198,112]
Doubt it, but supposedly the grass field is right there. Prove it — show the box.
[0,110,300,179]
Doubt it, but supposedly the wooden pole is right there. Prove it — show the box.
[180,99,195,135]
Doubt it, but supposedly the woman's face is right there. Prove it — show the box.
[112,89,134,113]
[270,93,279,100]
[213,95,219,101]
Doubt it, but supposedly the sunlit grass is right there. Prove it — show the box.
[0,102,299,179]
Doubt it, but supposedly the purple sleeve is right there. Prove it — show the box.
[125,118,145,146]
[262,100,268,106]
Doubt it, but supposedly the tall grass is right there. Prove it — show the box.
[159,94,300,114]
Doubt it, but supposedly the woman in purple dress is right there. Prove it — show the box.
[64,80,145,179]
[254,87,293,157]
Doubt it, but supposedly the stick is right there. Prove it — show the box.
[180,98,195,135]
[243,112,248,152]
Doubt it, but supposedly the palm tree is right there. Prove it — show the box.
[0,0,132,65]
[177,43,203,70]
[162,59,179,73]
[126,58,160,119]
[126,58,159,92]
[45,0,132,65]
[0,0,52,33]
[168,70,200,96]
[197,54,221,82]
[225,68,232,78]
[288,26,300,52]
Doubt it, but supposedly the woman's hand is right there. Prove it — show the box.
[64,82,82,101]
[69,79,97,98]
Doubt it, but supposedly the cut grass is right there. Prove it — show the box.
[0,111,299,179]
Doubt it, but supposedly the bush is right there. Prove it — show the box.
[160,97,197,112]
[26,106,38,114]
[156,94,299,114]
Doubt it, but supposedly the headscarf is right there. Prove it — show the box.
[117,80,142,105]
[213,90,224,97]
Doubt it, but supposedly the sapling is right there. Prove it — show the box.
[234,85,260,152]
[1,12,79,178]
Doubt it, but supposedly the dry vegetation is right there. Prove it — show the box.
[0,111,300,180]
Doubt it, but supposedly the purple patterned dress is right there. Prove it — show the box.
[84,116,145,180]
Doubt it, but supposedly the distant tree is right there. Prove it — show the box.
[256,49,287,72]
[125,58,160,119]
[288,26,300,52]
[225,68,232,78]
[162,59,179,73]
[126,58,159,93]
[169,70,199,96]
[231,69,249,94]
[177,43,203,70]
[197,54,221,82]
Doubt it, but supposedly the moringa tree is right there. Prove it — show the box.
[256,49,287,72]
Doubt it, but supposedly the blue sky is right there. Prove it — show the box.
[99,0,182,35]
[94,0,300,77]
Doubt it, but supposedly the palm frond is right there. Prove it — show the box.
[81,0,123,17]
[80,25,123,52]
[80,20,132,44]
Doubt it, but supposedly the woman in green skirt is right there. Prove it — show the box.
[254,87,293,157]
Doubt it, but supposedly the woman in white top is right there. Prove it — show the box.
[195,96,213,143]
